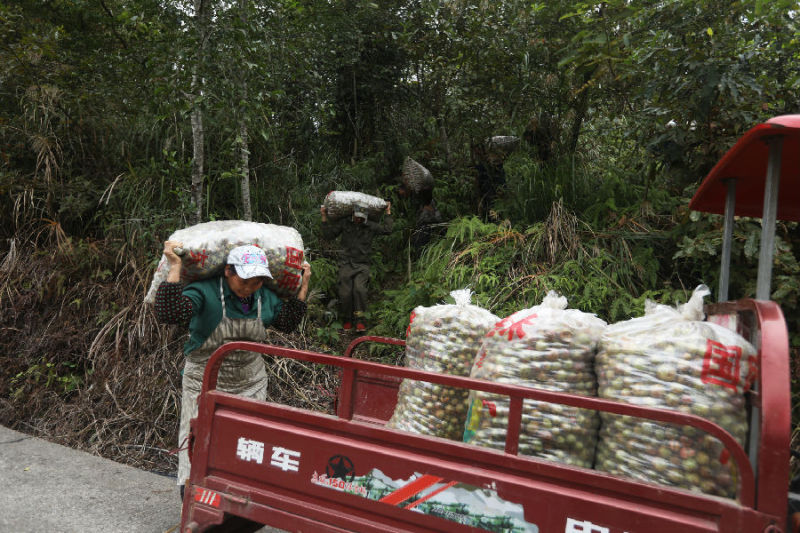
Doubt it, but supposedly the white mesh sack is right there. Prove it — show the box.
[487,135,520,155]
[464,291,607,469]
[145,220,305,303]
[401,157,434,194]
[594,285,756,499]
[323,191,387,221]
[387,290,499,441]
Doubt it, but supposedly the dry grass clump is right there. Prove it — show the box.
[0,230,341,476]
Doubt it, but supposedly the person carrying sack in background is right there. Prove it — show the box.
[154,242,311,500]
[472,140,508,219]
[410,187,443,254]
[320,201,393,332]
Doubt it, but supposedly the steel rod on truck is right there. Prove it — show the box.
[719,177,736,302]
[756,136,783,300]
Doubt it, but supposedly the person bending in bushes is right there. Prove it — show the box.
[320,201,393,332]
[154,242,311,501]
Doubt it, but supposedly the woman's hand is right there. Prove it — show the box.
[297,261,311,301]
[163,240,184,283]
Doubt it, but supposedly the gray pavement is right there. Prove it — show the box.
[0,424,181,533]
[0,425,286,533]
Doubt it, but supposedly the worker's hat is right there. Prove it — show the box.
[227,245,272,279]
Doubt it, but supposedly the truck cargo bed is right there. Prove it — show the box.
[181,299,789,533]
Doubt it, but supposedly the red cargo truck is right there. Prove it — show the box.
[180,116,798,533]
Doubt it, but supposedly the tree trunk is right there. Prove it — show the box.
[189,0,208,225]
[439,118,451,168]
[239,119,252,221]
[190,106,204,225]
[567,68,594,155]
[238,0,252,221]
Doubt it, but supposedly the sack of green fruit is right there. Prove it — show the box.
[322,191,387,221]
[594,285,756,499]
[387,289,499,441]
[145,220,305,303]
[463,291,607,469]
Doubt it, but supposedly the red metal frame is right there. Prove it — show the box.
[200,341,755,499]
[336,336,406,423]
[705,299,791,523]
[181,300,789,533]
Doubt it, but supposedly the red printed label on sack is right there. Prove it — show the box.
[474,347,488,369]
[719,448,730,465]
[185,249,209,269]
[481,399,497,417]
[276,270,301,290]
[285,247,304,269]
[405,311,417,338]
[486,314,538,341]
[701,339,745,391]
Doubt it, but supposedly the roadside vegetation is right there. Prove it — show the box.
[1,0,798,477]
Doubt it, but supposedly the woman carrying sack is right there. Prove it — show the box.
[154,241,311,500]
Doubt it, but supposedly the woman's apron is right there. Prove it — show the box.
[177,278,269,485]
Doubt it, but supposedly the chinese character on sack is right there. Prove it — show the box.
[236,437,265,464]
[184,249,209,269]
[405,311,417,338]
[701,339,743,391]
[565,518,610,533]
[475,347,488,368]
[271,446,301,472]
[486,314,538,341]
[277,270,301,290]
[284,247,304,269]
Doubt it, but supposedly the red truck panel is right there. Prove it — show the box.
[181,300,790,533]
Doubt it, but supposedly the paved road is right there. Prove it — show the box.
[0,425,182,532]
[0,425,286,533]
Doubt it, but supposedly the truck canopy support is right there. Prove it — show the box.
[719,178,736,302]
[756,136,783,300]
[691,115,800,302]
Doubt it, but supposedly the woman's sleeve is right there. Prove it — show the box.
[154,282,193,327]
[271,297,307,333]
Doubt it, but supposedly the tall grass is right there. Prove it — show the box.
[0,221,338,474]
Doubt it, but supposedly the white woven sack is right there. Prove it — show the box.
[144,220,305,303]
[323,191,387,221]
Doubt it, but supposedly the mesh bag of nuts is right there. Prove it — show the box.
[487,135,520,155]
[594,285,756,499]
[322,191,387,221]
[145,220,305,303]
[464,291,607,468]
[387,289,499,440]
[401,157,434,194]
